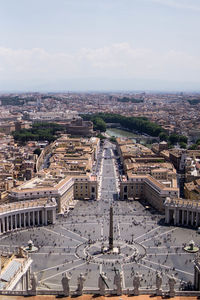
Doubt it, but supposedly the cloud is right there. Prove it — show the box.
[0,44,199,87]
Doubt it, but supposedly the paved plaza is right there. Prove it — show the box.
[0,142,199,292]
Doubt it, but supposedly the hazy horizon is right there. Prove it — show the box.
[1,0,200,92]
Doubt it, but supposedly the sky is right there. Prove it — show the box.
[0,0,200,92]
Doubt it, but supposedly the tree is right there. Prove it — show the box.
[159,132,169,141]
[179,135,188,144]
[33,148,41,156]
[169,134,179,145]
[82,113,165,137]
[188,144,198,150]
[93,118,106,132]
[109,136,117,143]
[179,142,187,149]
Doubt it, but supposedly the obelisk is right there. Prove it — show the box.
[109,205,114,250]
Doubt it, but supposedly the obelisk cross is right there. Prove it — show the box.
[109,205,114,250]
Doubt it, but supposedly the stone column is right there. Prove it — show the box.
[28,212,31,227]
[37,211,40,225]
[6,217,9,232]
[45,210,48,225]
[2,218,5,233]
[177,210,180,225]
[187,210,189,225]
[174,209,177,225]
[43,210,48,225]
[11,215,13,230]
[42,210,45,225]
[14,214,17,229]
[191,211,194,227]
[33,211,35,226]
[182,210,185,225]
[196,213,199,227]
[24,213,26,227]
[19,213,21,228]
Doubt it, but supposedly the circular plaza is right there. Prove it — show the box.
[0,143,199,292]
[0,198,199,292]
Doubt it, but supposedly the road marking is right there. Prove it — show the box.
[146,252,192,256]
[117,222,121,238]
[148,245,183,249]
[31,252,75,256]
[59,226,88,241]
[134,226,161,241]
[40,261,87,282]
[42,245,77,249]
[101,223,104,237]
[36,258,81,274]
[42,227,81,244]
[141,228,177,244]
[99,264,102,274]
[142,258,193,276]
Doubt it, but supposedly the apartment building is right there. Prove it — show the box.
[117,138,179,212]
[9,171,98,213]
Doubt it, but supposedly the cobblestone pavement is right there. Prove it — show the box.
[0,142,199,291]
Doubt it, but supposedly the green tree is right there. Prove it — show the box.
[188,144,198,150]
[169,134,179,145]
[109,136,117,143]
[179,135,188,144]
[93,117,106,132]
[159,132,169,141]
[33,148,41,156]
[179,142,187,149]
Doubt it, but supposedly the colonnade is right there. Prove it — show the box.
[165,198,200,227]
[166,208,200,227]
[0,208,56,235]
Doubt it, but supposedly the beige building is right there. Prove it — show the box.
[74,175,98,200]
[184,179,200,200]
[9,172,74,213]
[120,174,179,212]
[9,171,98,213]
[117,138,178,212]
[65,118,93,136]
[50,136,99,175]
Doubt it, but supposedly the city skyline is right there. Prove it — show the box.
[0,0,200,92]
